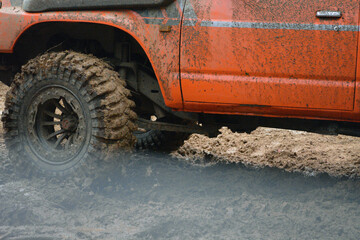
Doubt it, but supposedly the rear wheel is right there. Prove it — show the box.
[2,51,137,176]
[134,115,190,151]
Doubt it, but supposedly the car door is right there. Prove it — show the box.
[180,0,359,111]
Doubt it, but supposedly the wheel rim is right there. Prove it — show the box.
[25,86,88,165]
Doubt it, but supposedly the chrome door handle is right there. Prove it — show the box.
[316,10,342,18]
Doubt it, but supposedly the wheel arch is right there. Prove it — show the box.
[11,19,157,74]
[6,11,183,109]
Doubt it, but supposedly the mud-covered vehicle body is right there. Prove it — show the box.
[0,0,359,175]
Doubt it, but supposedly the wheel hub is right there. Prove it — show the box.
[25,86,88,164]
[61,116,78,131]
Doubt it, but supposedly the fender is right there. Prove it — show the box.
[0,0,185,109]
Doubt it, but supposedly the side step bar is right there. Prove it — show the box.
[137,118,209,135]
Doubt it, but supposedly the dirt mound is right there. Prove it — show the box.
[173,127,360,178]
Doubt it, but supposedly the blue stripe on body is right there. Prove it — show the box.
[200,21,358,32]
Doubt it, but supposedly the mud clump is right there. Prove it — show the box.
[173,127,360,178]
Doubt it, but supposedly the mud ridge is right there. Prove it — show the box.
[173,127,360,178]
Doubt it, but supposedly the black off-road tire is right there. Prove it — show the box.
[1,51,137,177]
[135,129,190,151]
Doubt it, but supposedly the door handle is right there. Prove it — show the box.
[316,10,342,18]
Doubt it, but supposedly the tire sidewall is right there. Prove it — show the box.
[18,77,93,174]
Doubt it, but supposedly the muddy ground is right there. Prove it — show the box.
[174,127,360,178]
[0,82,360,239]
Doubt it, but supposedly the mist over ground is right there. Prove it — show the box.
[1,151,360,239]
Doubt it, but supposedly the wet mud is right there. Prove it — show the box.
[174,127,360,178]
